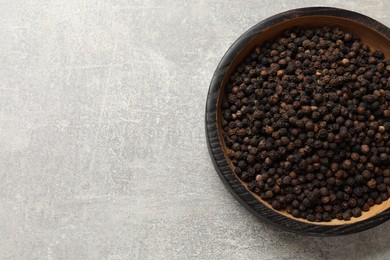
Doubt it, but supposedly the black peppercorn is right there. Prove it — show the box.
[367,179,377,189]
[351,207,362,218]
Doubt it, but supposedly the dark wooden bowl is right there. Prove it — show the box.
[205,7,390,236]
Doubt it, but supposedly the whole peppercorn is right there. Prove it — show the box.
[367,197,375,206]
[352,208,362,218]
[320,187,329,196]
[384,110,390,117]
[335,213,343,220]
[362,170,372,180]
[370,155,380,165]
[381,192,389,201]
[341,58,350,66]
[265,190,274,199]
[272,200,282,210]
[377,183,387,192]
[343,212,351,221]
[315,213,323,222]
[342,160,352,170]
[282,176,292,185]
[322,212,331,222]
[351,153,360,161]
[367,179,377,189]
[362,203,370,212]
[361,145,370,154]
[348,197,358,207]
[353,187,363,197]
[306,214,314,221]
[344,33,352,41]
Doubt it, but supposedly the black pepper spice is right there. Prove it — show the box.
[222,26,390,222]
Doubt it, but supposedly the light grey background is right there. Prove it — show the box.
[1,0,389,259]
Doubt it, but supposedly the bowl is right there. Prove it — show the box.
[205,7,390,236]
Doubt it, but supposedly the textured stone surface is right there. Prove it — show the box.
[1,0,390,259]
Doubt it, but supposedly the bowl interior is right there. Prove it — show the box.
[216,15,390,225]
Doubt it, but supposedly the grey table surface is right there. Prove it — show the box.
[1,0,390,259]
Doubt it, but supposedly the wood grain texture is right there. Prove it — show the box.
[205,7,390,236]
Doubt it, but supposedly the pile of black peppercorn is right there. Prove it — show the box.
[222,26,390,222]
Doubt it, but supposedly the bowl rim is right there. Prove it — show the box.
[205,6,390,236]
